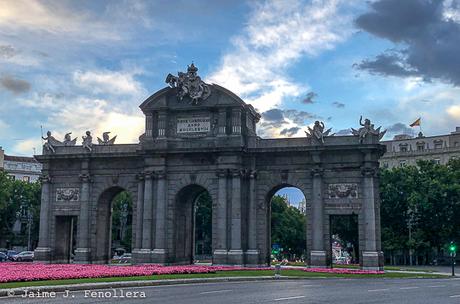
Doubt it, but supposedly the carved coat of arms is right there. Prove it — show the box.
[165,63,211,105]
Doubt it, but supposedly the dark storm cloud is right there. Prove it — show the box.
[260,109,319,130]
[284,109,318,125]
[386,122,413,135]
[355,0,460,86]
[302,91,317,104]
[332,101,345,108]
[280,127,301,137]
[0,75,31,94]
[0,45,18,59]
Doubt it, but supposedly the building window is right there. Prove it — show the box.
[434,140,443,149]
[383,162,389,168]
[399,160,406,167]
[8,175,15,180]
[400,146,408,152]
[433,159,441,165]
[22,176,30,182]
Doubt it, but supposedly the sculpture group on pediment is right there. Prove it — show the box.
[42,130,117,153]
[97,131,117,145]
[305,121,332,143]
[351,116,387,143]
[165,63,211,105]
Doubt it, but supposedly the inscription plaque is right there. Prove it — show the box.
[177,117,210,134]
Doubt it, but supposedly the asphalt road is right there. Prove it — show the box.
[2,278,460,304]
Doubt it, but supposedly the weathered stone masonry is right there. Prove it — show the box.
[35,67,385,270]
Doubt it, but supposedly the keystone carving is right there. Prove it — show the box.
[56,188,80,202]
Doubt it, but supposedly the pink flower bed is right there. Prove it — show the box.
[0,264,270,283]
[303,267,384,275]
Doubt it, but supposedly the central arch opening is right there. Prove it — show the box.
[267,186,306,266]
[174,184,212,264]
[95,187,133,264]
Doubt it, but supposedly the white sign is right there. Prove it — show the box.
[177,117,211,134]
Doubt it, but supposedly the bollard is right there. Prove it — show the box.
[275,264,281,279]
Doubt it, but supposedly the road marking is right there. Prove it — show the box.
[274,296,306,301]
[302,285,316,287]
[400,287,419,290]
[450,295,460,298]
[199,289,232,295]
[367,289,389,292]
[427,285,445,288]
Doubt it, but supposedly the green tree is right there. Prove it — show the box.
[111,191,133,252]
[271,195,306,258]
[195,191,212,255]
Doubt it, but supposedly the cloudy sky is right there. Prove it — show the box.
[1,0,460,158]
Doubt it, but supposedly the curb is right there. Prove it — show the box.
[0,276,298,297]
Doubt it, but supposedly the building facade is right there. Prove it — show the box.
[0,147,42,182]
[380,127,460,168]
[34,65,386,269]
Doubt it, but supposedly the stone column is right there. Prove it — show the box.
[246,170,259,265]
[152,171,167,263]
[361,166,381,270]
[139,171,153,263]
[228,169,243,265]
[133,173,144,254]
[213,169,228,264]
[34,174,52,262]
[310,167,326,267]
[74,173,91,263]
[217,108,227,136]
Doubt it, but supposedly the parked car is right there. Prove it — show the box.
[0,252,7,262]
[6,250,18,261]
[12,251,34,262]
[118,253,132,263]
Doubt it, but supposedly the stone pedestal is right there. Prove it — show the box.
[227,249,244,265]
[151,248,168,264]
[310,250,327,267]
[135,249,152,263]
[212,249,228,265]
[245,249,260,266]
[34,247,52,263]
[362,251,382,270]
[73,248,91,263]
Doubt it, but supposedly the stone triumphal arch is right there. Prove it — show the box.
[35,64,386,269]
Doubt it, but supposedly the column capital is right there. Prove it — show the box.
[361,166,377,177]
[310,167,324,177]
[230,169,243,177]
[249,169,257,179]
[39,174,51,183]
[216,169,228,178]
[144,171,154,179]
[155,170,166,179]
[136,172,145,181]
[79,173,91,182]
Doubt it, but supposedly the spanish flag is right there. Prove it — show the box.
[410,117,421,127]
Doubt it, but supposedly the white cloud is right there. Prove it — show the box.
[73,69,146,97]
[447,105,460,119]
[0,0,122,41]
[13,138,42,155]
[208,0,352,113]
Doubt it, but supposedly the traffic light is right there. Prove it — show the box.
[450,242,457,253]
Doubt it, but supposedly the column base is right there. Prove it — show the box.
[34,247,52,263]
[151,249,168,264]
[362,251,383,270]
[74,248,91,263]
[310,250,327,268]
[212,249,228,265]
[134,249,152,263]
[245,249,260,266]
[227,249,244,265]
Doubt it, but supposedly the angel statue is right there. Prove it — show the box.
[97,131,117,145]
[63,132,77,146]
[42,131,63,153]
[305,121,332,144]
[82,131,93,152]
[351,116,387,143]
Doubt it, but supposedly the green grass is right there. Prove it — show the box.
[0,269,448,289]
